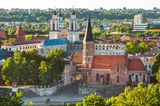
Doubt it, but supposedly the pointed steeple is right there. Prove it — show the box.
[15,24,25,41]
[84,16,93,41]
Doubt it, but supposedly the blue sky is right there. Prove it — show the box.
[0,0,160,9]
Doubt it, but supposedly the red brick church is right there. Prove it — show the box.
[72,17,149,85]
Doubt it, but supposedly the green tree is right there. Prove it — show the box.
[25,35,33,41]
[0,91,23,106]
[105,83,160,106]
[138,42,150,54]
[39,61,53,85]
[156,68,160,83]
[152,52,160,74]
[81,93,105,106]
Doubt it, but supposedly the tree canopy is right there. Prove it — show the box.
[2,49,66,85]
[152,52,160,74]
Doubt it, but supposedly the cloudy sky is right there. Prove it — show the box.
[0,0,160,9]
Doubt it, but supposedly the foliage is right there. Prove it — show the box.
[152,52,160,74]
[111,24,131,33]
[125,40,150,55]
[93,27,111,39]
[25,35,33,41]
[0,91,24,106]
[2,49,66,85]
[0,8,160,23]
[76,93,105,106]
[105,83,160,106]
[4,38,18,45]
[156,68,160,83]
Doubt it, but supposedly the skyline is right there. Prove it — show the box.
[0,0,160,10]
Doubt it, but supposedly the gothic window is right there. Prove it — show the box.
[117,65,119,73]
[135,74,138,82]
[129,75,132,83]
[96,73,100,82]
[106,74,110,82]
[117,76,119,83]
[143,74,145,82]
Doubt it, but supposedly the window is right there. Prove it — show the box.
[135,75,138,82]
[96,73,99,82]
[129,75,132,83]
[117,76,119,83]
[143,75,145,82]
[106,74,110,82]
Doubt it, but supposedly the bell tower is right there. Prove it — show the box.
[69,10,76,31]
[67,10,79,42]
[50,10,58,31]
[83,16,94,68]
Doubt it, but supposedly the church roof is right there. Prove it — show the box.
[84,16,93,41]
[15,24,25,38]
[128,58,146,71]
[0,30,8,40]
[92,55,127,69]
[41,38,69,46]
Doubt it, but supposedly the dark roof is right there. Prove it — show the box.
[84,16,93,41]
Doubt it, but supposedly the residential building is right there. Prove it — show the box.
[133,13,148,32]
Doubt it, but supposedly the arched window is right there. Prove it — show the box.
[106,74,110,82]
[117,76,119,83]
[129,75,132,83]
[135,74,138,82]
[96,73,99,82]
[143,74,145,82]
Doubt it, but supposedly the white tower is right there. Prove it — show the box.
[50,10,58,31]
[69,10,76,31]
[68,10,79,42]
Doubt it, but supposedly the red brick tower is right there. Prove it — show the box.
[83,16,94,68]
[15,24,25,41]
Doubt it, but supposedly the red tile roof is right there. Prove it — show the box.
[0,30,8,40]
[128,58,146,71]
[92,55,127,69]
[15,24,25,40]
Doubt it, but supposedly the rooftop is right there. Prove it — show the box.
[41,38,69,46]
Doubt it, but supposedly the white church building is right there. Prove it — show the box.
[49,10,80,42]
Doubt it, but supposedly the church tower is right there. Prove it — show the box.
[83,16,94,68]
[69,10,76,31]
[67,10,79,42]
[50,10,58,31]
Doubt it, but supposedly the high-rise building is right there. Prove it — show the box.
[134,13,144,24]
[133,13,148,32]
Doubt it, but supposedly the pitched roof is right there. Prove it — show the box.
[41,38,69,46]
[72,52,83,64]
[92,55,127,69]
[15,24,25,38]
[83,16,93,41]
[128,58,146,71]
[0,30,8,40]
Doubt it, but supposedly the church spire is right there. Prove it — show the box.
[84,16,93,41]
